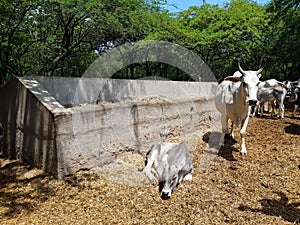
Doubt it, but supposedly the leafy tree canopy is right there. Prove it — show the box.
[0,0,299,84]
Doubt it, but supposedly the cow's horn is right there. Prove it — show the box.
[238,62,246,75]
[256,67,263,75]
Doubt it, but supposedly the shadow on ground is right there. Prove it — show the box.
[0,159,53,218]
[239,191,300,224]
[202,131,238,161]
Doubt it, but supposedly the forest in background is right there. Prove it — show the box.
[0,0,299,85]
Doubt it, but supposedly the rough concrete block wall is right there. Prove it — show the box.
[0,78,18,159]
[0,77,217,179]
[0,78,58,175]
[53,96,214,178]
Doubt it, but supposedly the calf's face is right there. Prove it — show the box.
[159,165,179,199]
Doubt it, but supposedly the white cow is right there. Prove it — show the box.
[215,63,263,155]
[141,142,193,199]
[254,79,288,118]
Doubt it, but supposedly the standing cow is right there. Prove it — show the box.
[291,88,300,117]
[215,63,263,155]
[284,79,300,117]
[253,79,288,118]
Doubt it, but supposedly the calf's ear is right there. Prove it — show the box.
[224,76,242,83]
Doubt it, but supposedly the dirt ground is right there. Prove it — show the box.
[0,110,299,225]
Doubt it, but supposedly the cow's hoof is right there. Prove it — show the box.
[241,149,247,155]
[183,173,193,181]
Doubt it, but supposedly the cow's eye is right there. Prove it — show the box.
[170,177,176,185]
[242,81,247,86]
[256,82,260,86]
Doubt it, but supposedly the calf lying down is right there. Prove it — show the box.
[141,142,193,199]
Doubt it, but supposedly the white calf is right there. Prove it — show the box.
[141,142,193,199]
[254,79,288,118]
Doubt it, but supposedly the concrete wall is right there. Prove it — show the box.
[0,78,59,175]
[0,77,218,179]
[54,96,215,178]
[35,77,217,105]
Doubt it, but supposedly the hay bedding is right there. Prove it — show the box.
[1,111,300,224]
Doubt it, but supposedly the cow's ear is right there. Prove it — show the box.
[224,76,241,83]
[257,73,262,79]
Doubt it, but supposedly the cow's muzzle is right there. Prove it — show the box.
[247,99,258,106]
[161,191,171,200]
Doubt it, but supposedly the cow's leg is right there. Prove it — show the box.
[279,101,284,118]
[240,121,248,155]
[225,117,231,134]
[229,120,234,138]
[182,166,193,181]
[267,101,271,113]
[250,105,256,117]
[178,171,186,183]
[292,104,299,117]
[259,103,264,117]
[183,173,193,181]
[240,112,251,155]
[258,101,266,117]
[142,144,159,181]
[219,116,229,146]
[270,100,276,117]
[270,101,276,116]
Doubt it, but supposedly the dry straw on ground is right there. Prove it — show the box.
[0,111,300,224]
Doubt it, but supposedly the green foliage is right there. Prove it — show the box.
[0,0,299,85]
[0,0,160,83]
[265,0,300,80]
[179,0,271,78]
